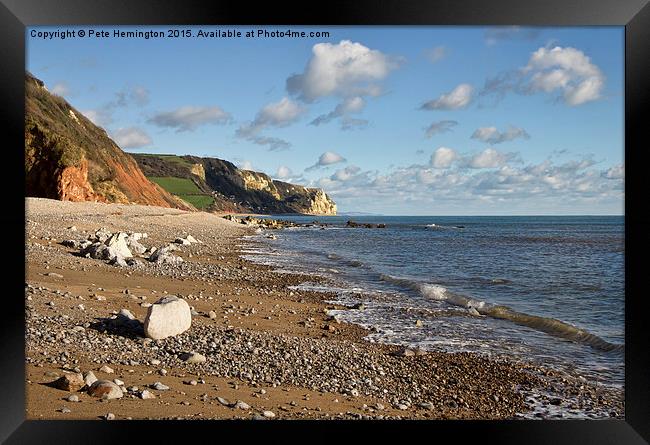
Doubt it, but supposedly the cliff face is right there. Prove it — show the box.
[24,72,192,210]
[132,154,337,215]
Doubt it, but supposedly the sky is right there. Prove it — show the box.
[27,26,624,215]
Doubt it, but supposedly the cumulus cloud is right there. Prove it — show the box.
[236,97,304,150]
[330,165,362,182]
[464,148,513,169]
[310,154,622,214]
[306,151,347,171]
[424,46,448,63]
[424,120,458,138]
[481,46,605,106]
[421,84,473,110]
[430,147,458,169]
[149,106,232,132]
[471,126,530,144]
[286,40,399,102]
[524,46,605,105]
[310,96,366,128]
[111,127,152,149]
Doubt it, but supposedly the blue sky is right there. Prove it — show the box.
[27,26,624,215]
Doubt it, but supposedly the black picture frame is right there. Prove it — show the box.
[2,0,648,443]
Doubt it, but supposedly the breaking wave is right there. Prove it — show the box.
[380,274,623,353]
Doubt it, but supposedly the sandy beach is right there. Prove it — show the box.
[24,198,624,420]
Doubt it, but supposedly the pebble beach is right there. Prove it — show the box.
[24,198,624,420]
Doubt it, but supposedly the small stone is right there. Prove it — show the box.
[113,379,124,386]
[59,407,71,413]
[151,382,169,391]
[208,311,217,319]
[104,413,115,420]
[262,410,276,418]
[217,397,231,406]
[234,400,250,410]
[83,371,98,387]
[46,273,63,279]
[415,320,423,327]
[418,401,434,410]
[99,365,114,374]
[179,352,206,364]
[51,372,84,391]
[150,359,161,366]
[159,369,167,376]
[66,394,79,402]
[140,390,156,399]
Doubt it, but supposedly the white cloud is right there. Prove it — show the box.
[310,96,366,127]
[149,106,231,132]
[287,40,399,102]
[466,148,511,169]
[480,46,605,107]
[471,126,530,144]
[523,46,605,105]
[425,46,448,63]
[111,127,152,149]
[421,83,473,110]
[236,97,304,150]
[603,164,624,179]
[51,82,70,96]
[425,120,458,138]
[306,151,347,171]
[309,155,622,214]
[430,147,458,169]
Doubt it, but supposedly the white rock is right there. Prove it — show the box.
[140,390,156,399]
[262,410,276,418]
[84,371,98,387]
[99,365,114,374]
[144,296,192,340]
[105,232,133,258]
[174,237,191,246]
[185,235,200,244]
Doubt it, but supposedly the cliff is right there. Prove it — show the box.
[133,154,337,215]
[24,72,192,210]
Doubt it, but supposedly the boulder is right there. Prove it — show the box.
[105,232,133,258]
[51,372,85,391]
[144,296,192,339]
[87,380,123,399]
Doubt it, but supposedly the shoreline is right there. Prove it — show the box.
[24,198,624,420]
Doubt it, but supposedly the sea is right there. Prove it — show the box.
[239,215,625,398]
